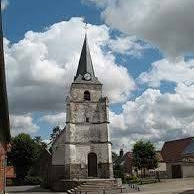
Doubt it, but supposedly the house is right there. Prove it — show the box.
[149,151,167,178]
[161,137,194,178]
[114,149,167,178]
[6,166,16,186]
[113,149,133,176]
[181,140,194,178]
[0,2,11,193]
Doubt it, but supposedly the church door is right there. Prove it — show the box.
[88,153,97,177]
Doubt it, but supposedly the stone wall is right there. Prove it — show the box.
[51,165,66,183]
[52,130,66,165]
[70,83,102,102]
[51,80,114,181]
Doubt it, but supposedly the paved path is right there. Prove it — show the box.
[127,178,194,194]
[6,185,67,194]
[5,178,194,194]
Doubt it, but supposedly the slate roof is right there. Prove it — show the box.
[0,5,11,144]
[114,151,133,167]
[75,34,95,80]
[183,139,194,155]
[161,137,193,162]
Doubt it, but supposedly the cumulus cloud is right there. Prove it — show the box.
[84,0,194,58]
[40,112,66,129]
[5,17,135,114]
[110,84,194,151]
[1,0,9,10]
[10,114,39,136]
[108,36,150,57]
[138,58,194,87]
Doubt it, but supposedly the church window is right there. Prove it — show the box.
[86,117,89,123]
[84,91,90,101]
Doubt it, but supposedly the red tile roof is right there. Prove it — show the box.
[161,137,193,162]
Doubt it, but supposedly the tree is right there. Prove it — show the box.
[8,133,47,183]
[28,136,47,177]
[50,126,61,143]
[112,151,119,162]
[132,140,158,177]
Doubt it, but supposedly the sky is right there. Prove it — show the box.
[2,0,194,152]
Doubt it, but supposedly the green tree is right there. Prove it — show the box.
[50,126,61,143]
[8,134,47,183]
[8,134,38,182]
[112,151,119,162]
[132,140,158,177]
[28,136,47,177]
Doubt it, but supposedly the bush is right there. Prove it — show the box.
[125,174,138,181]
[24,176,42,185]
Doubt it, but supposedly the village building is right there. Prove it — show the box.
[50,34,117,191]
[161,137,194,178]
[113,149,133,177]
[0,2,11,193]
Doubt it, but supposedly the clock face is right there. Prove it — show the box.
[84,73,91,80]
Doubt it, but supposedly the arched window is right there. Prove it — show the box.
[86,117,89,123]
[84,91,90,101]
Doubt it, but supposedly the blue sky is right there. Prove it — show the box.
[3,0,194,151]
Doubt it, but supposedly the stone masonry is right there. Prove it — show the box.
[51,34,114,183]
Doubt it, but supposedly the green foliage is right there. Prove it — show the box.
[132,140,158,177]
[8,133,47,182]
[114,165,124,180]
[24,176,42,185]
[50,126,61,143]
[112,151,119,162]
[125,174,139,181]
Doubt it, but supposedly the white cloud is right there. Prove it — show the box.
[40,112,66,129]
[110,84,194,151]
[138,59,194,87]
[1,0,9,10]
[5,17,135,114]
[84,0,194,58]
[108,36,150,57]
[10,114,39,136]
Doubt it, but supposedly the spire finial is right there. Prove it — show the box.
[84,22,88,40]
[84,23,88,34]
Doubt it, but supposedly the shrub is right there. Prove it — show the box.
[24,176,42,185]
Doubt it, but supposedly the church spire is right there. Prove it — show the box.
[75,34,95,80]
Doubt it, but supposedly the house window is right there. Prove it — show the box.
[84,91,90,101]
[86,117,89,123]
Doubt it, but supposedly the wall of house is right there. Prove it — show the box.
[157,162,167,172]
[182,164,194,178]
[166,162,183,178]
[0,144,6,193]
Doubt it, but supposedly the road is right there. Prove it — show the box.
[6,178,194,194]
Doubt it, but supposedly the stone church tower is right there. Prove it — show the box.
[52,35,113,181]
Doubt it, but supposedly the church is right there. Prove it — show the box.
[49,34,116,190]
